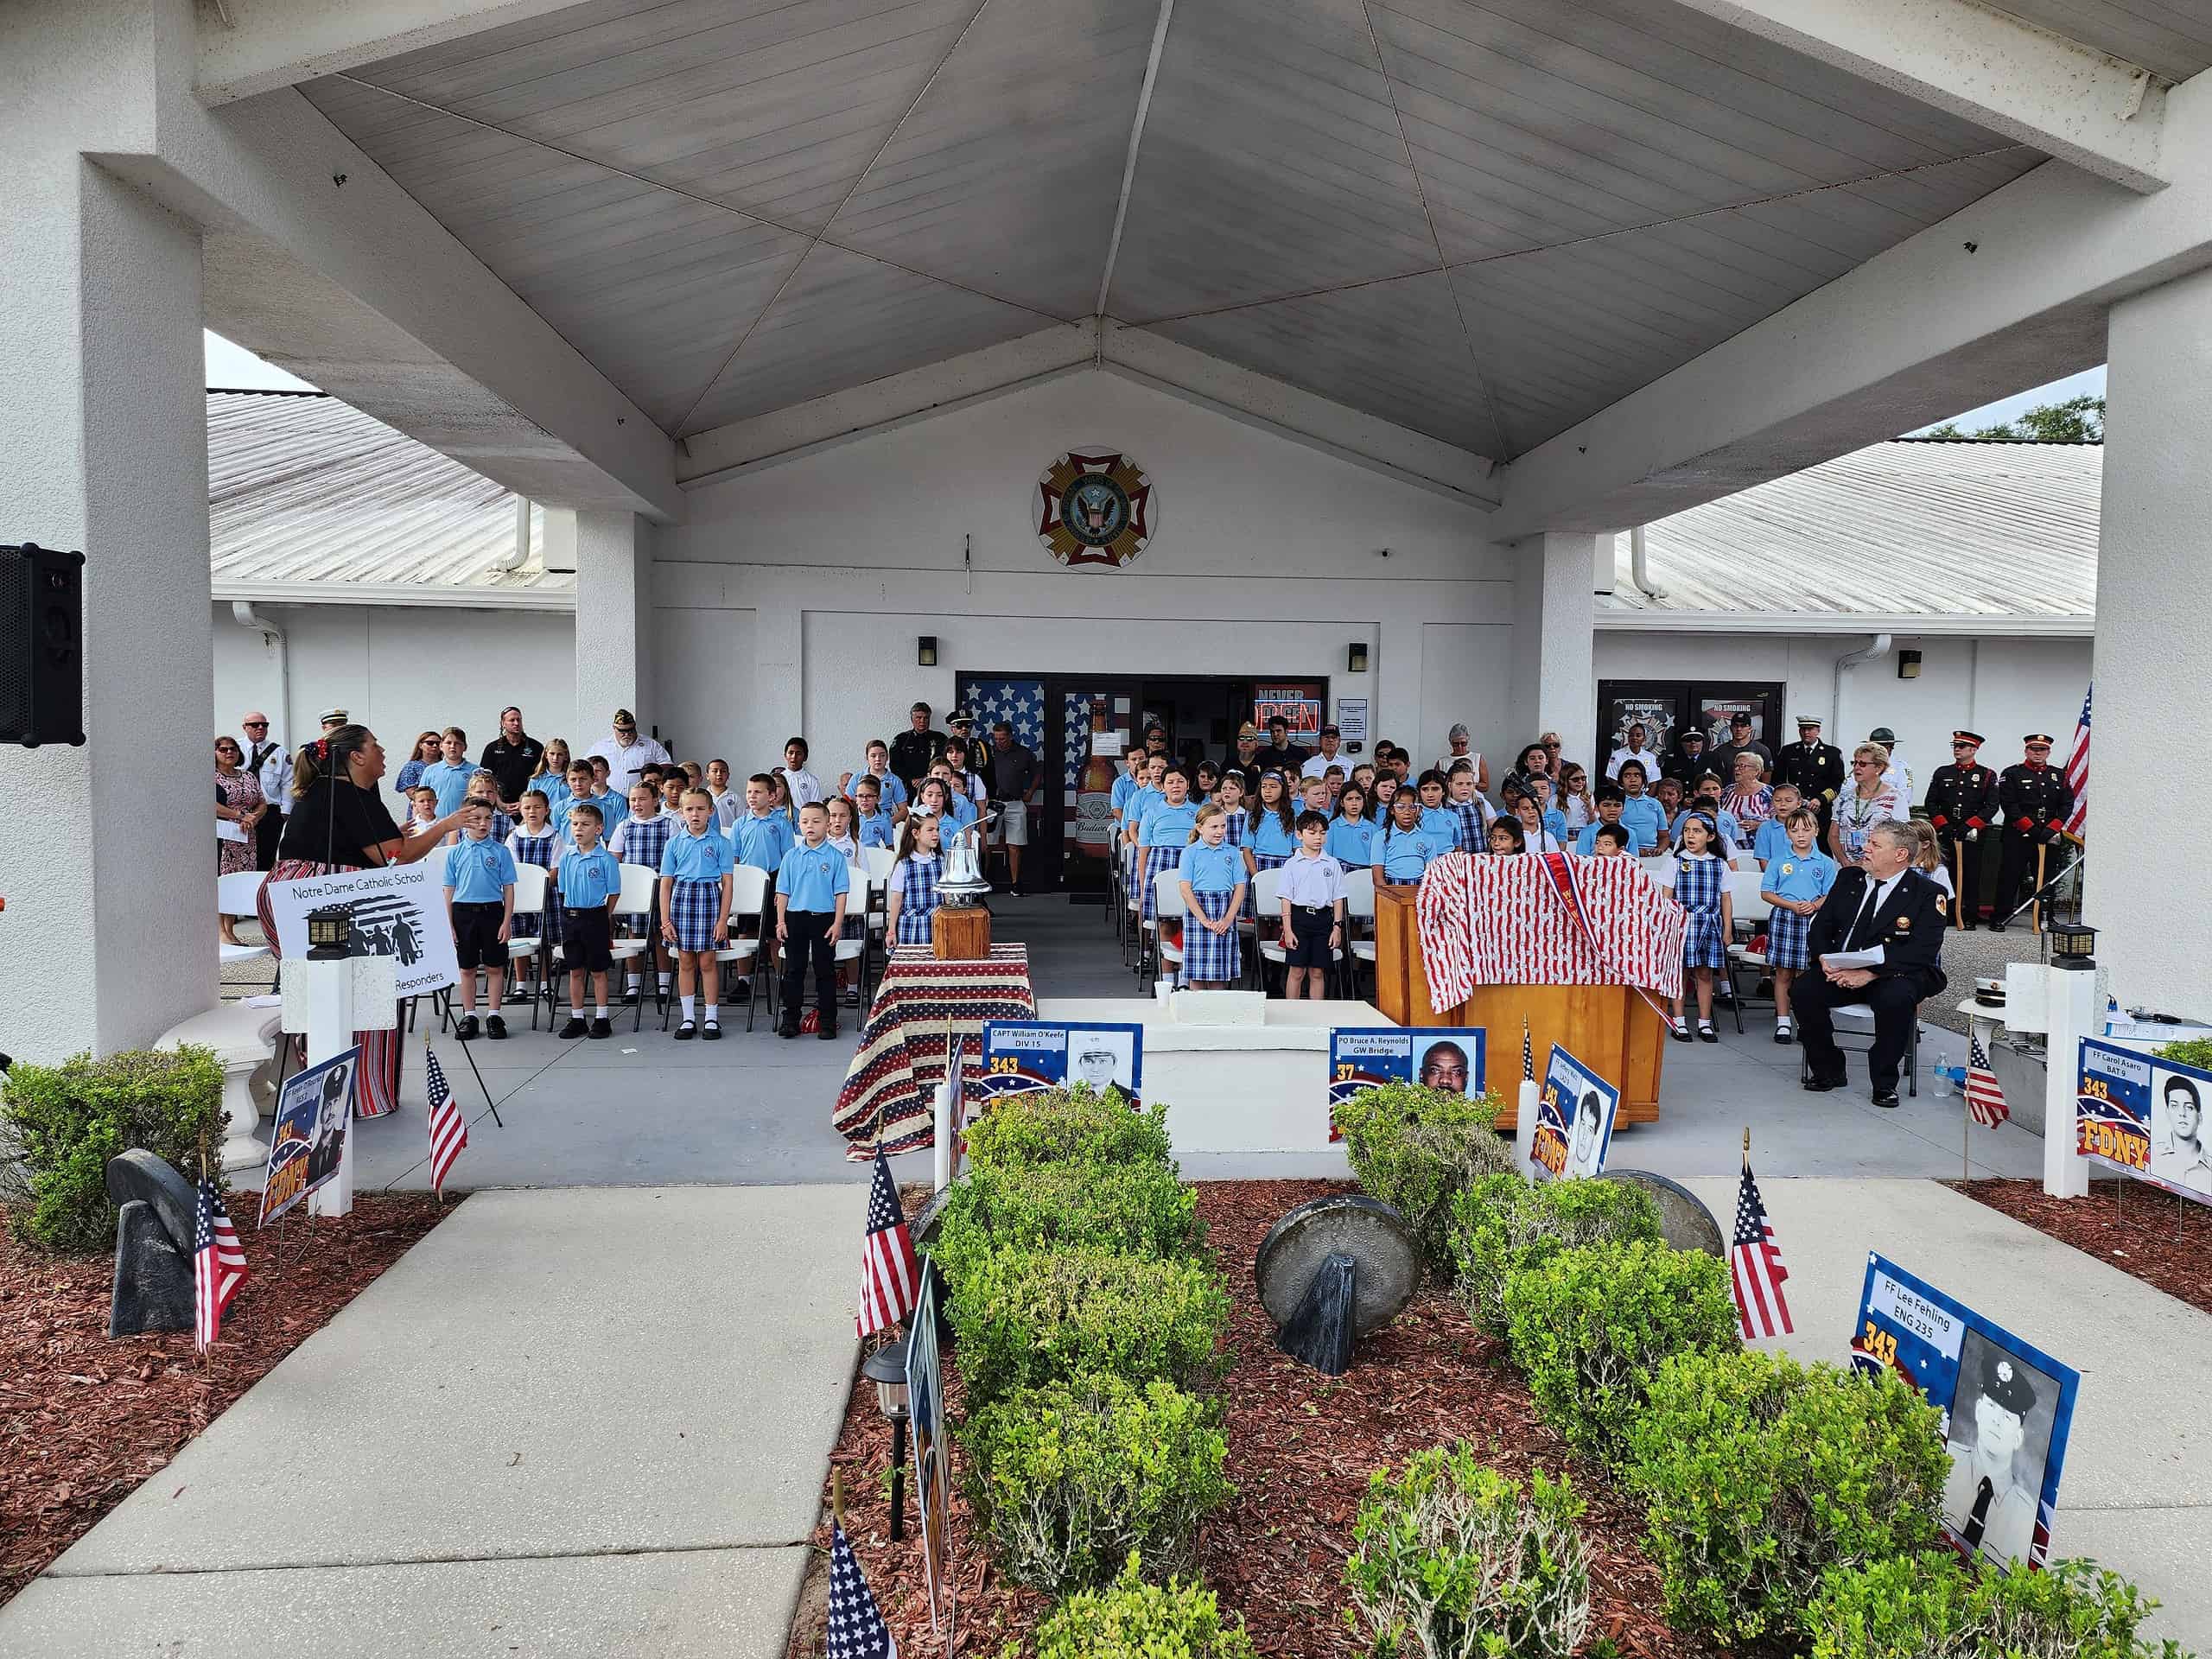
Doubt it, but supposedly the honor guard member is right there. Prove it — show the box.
[1662,727,1721,787]
[1942,1349,2040,1567]
[1992,734,2073,932]
[1777,715,1846,830]
[1923,732,2000,927]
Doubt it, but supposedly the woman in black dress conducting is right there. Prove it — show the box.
[257,724,471,1120]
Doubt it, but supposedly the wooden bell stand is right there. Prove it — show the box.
[931,905,991,960]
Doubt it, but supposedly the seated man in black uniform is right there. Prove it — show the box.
[1794,818,1948,1109]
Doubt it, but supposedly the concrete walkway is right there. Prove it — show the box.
[0,1185,865,1658]
[1682,1177,2212,1647]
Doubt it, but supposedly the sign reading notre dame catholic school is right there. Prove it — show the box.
[263,862,458,997]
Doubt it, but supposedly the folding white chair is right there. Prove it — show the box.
[216,871,275,990]
[1250,867,1287,992]
[836,867,880,1010]
[713,865,772,1031]
[1344,868,1376,999]
[504,864,554,1029]
[1807,1005,1922,1096]
[1123,843,1147,971]
[861,843,897,883]
[1707,866,1773,1033]
[608,861,662,1031]
[1147,867,1185,994]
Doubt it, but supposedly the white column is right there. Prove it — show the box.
[0,0,215,1060]
[1529,532,1599,763]
[2088,267,2212,1020]
[574,510,649,734]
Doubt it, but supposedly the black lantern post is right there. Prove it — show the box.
[2049,920,2097,971]
[305,903,355,960]
[861,1335,912,1541]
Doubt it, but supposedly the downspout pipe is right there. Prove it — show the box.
[490,496,531,572]
[1629,525,1664,599]
[231,601,289,736]
[1833,632,1892,741]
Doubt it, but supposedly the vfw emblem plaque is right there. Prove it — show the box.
[1037,450,1155,568]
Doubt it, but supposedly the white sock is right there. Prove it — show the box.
[681,995,695,1020]
[1699,1019,1714,1031]
[659,972,672,989]
[569,1006,583,1021]
[595,1004,608,1020]
[702,1002,718,1026]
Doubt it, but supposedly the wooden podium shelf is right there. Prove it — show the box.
[1371,882,1667,1127]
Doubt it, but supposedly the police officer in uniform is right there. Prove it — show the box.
[1992,734,2073,932]
[1923,730,2000,927]
[1942,1348,2040,1567]
[1662,727,1721,787]
[1776,715,1845,832]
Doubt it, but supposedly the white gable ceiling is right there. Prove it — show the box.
[301,0,2075,460]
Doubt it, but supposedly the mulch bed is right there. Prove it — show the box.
[788,1180,1702,1658]
[0,1193,453,1606]
[1948,1176,2212,1319]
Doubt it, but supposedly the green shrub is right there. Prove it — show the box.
[933,1158,1200,1294]
[948,1243,1231,1406]
[1334,1079,1516,1266]
[962,1375,1230,1592]
[1501,1240,1738,1465]
[1807,1551,2190,1659]
[1624,1348,1946,1644]
[0,1046,227,1253]
[2154,1037,2212,1075]
[964,1084,1174,1173]
[1345,1443,1591,1659]
[1009,1553,1258,1659]
[1448,1173,1662,1337]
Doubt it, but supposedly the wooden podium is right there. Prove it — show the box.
[1370,883,1667,1127]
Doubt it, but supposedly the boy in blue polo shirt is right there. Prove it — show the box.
[1759,805,1838,1046]
[1573,787,1649,855]
[444,799,518,1040]
[733,774,798,873]
[775,802,851,1041]
[556,803,622,1039]
[419,728,483,817]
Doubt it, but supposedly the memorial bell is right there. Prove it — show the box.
[936,817,992,906]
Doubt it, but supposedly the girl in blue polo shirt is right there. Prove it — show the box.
[1375,789,1446,887]
[659,788,735,1041]
[1758,804,1837,1046]
[1177,804,1247,989]
[1246,771,1300,879]
[1136,767,1199,924]
[1327,782,1376,868]
[1615,760,1669,855]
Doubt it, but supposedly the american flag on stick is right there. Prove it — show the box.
[194,1176,250,1353]
[1730,1149,1793,1340]
[2063,684,2091,836]
[858,1149,920,1339]
[425,1046,467,1195]
[1965,1031,2010,1128]
[825,1519,899,1658]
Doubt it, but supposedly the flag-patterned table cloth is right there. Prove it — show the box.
[832,944,1036,1160]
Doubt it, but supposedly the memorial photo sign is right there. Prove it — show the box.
[907,1261,954,1635]
[1850,1254,2079,1570]
[1530,1044,1618,1181]
[260,1047,359,1225]
[2078,1038,2212,1204]
[978,1020,1144,1109]
[1328,1027,1487,1139]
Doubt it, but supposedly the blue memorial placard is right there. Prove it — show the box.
[1328,1028,1487,1141]
[2078,1037,2212,1205]
[1530,1044,1619,1181]
[1851,1254,2080,1570]
[978,1020,1144,1109]
[259,1046,359,1226]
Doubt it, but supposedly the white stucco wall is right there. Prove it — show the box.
[210,602,578,760]
[653,370,1505,778]
[1592,632,2092,788]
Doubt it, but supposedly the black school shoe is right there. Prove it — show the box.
[1872,1090,1900,1109]
[588,1017,613,1039]
[817,1020,839,1040]
[778,1021,801,1039]
[674,1020,696,1041]
[559,1016,588,1039]
[702,1022,722,1041]
[1697,1024,1719,1044]
[486,1014,507,1040]
[455,1014,480,1040]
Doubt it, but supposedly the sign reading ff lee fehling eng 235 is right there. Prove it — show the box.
[978,1021,1144,1109]
[1529,1045,1618,1181]
[260,1047,359,1226]
[1850,1254,2080,1571]
[2078,1038,2212,1205]
[1329,1027,1486,1139]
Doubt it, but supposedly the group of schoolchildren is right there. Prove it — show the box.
[1109,733,1951,1054]
[399,726,978,1046]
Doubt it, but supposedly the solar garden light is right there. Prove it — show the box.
[2048,920,2096,971]
[862,1335,912,1541]
[306,902,354,960]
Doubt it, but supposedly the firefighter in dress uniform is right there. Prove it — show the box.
[1776,715,1846,835]
[1992,734,2073,932]
[1923,730,2000,928]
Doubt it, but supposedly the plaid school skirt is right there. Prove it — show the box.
[1139,844,1182,921]
[1182,890,1242,982]
[1765,905,1812,970]
[667,877,723,952]
[1682,908,1726,969]
[1250,851,1291,875]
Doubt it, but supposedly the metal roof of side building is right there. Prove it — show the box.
[209,389,573,608]
[1599,439,2099,635]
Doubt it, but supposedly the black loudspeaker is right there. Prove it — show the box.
[0,543,86,747]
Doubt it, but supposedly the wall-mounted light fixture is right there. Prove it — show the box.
[1897,649,1923,679]
[1347,642,1370,673]
[917,636,938,668]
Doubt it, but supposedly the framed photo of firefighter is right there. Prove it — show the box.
[2077,1038,2212,1205]
[977,1020,1144,1109]
[1529,1044,1618,1182]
